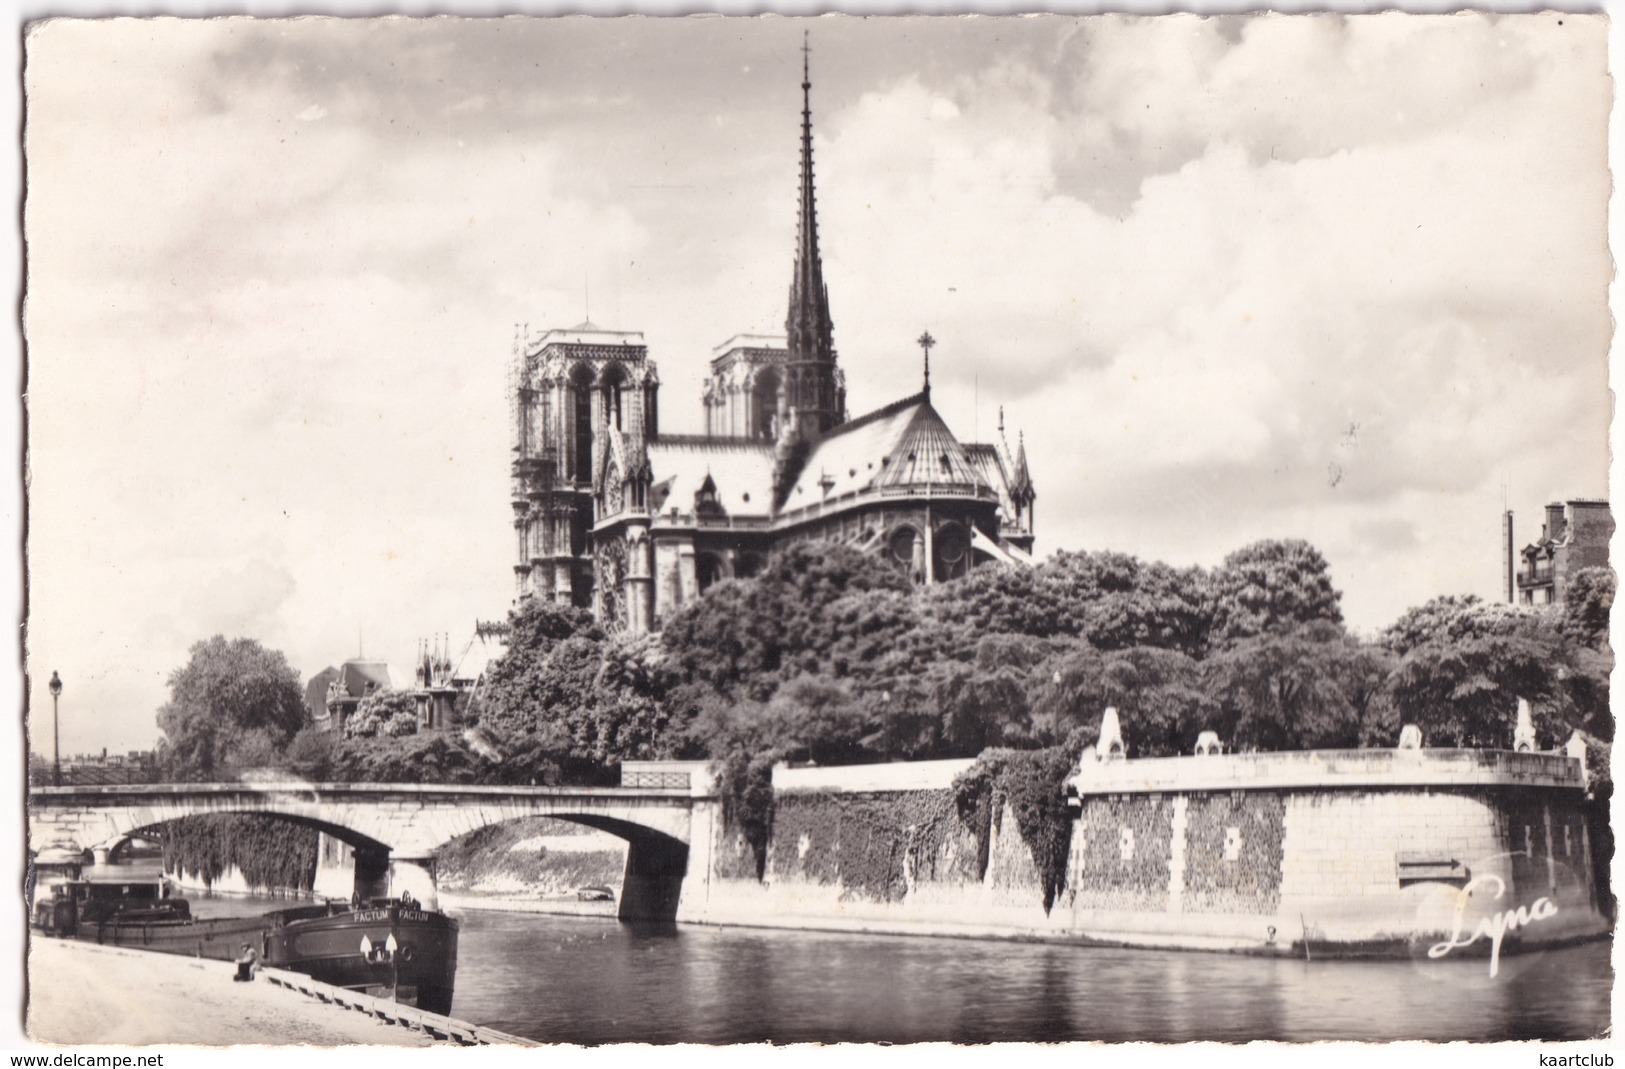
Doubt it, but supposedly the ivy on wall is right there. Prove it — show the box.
[952,747,1077,912]
[1073,796,1174,912]
[1182,793,1285,914]
[160,815,319,893]
[768,790,970,902]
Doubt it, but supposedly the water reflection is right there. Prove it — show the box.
[448,911,1610,1043]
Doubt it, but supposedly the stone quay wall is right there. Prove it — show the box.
[676,749,1611,957]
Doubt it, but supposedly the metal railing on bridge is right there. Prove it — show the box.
[31,760,707,791]
[29,764,166,788]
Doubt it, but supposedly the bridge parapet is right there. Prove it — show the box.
[29,781,708,854]
[28,778,724,924]
[620,760,717,796]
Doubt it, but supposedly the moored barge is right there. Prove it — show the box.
[31,869,459,1015]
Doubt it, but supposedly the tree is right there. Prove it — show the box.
[1038,551,1212,655]
[1208,540,1343,649]
[761,675,872,766]
[331,731,494,784]
[925,551,1212,656]
[344,689,419,739]
[156,636,307,780]
[583,631,679,763]
[1096,646,1218,757]
[1381,595,1536,656]
[1203,624,1388,751]
[1381,599,1567,748]
[477,599,600,747]
[1381,593,1608,747]
[928,633,1055,753]
[662,542,910,703]
[284,726,336,780]
[1561,567,1616,650]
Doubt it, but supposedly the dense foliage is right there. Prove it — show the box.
[160,539,1609,909]
[953,745,1081,913]
[344,689,421,739]
[453,539,1610,881]
[156,636,309,781]
[770,790,965,902]
[160,814,319,892]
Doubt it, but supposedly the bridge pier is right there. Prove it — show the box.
[675,798,719,924]
[619,834,688,923]
[353,847,391,903]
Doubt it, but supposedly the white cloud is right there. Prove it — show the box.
[21,16,1611,752]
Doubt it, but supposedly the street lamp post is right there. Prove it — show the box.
[48,671,62,788]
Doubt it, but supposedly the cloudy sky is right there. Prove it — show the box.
[23,15,1610,755]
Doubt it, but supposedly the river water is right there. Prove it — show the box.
[187,893,1610,1043]
[448,910,1612,1043]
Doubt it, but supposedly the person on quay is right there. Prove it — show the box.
[234,942,259,982]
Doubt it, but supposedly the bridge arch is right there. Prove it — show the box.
[424,811,692,923]
[30,781,713,923]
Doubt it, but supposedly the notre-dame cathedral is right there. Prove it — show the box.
[507,55,1037,632]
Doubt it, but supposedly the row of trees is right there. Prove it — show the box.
[470,541,1610,772]
[153,539,1612,799]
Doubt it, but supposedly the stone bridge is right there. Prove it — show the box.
[27,763,722,923]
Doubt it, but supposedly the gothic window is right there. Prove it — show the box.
[933,523,970,581]
[569,508,588,558]
[696,553,725,594]
[570,365,594,483]
[601,364,626,431]
[890,523,916,575]
[752,368,781,440]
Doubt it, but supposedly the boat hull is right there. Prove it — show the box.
[57,902,459,1016]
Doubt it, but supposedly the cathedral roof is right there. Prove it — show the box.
[647,437,777,519]
[777,393,992,515]
[332,659,398,699]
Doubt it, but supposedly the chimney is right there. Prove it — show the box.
[1504,510,1515,603]
[1545,502,1568,544]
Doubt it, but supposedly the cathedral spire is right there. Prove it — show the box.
[783,32,841,434]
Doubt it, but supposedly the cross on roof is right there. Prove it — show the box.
[917,330,935,394]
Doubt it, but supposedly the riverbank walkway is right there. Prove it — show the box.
[26,938,528,1046]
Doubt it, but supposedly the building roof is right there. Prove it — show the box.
[532,324,647,350]
[304,667,339,720]
[713,334,786,355]
[963,443,1019,518]
[334,660,396,699]
[647,437,777,519]
[778,393,991,514]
